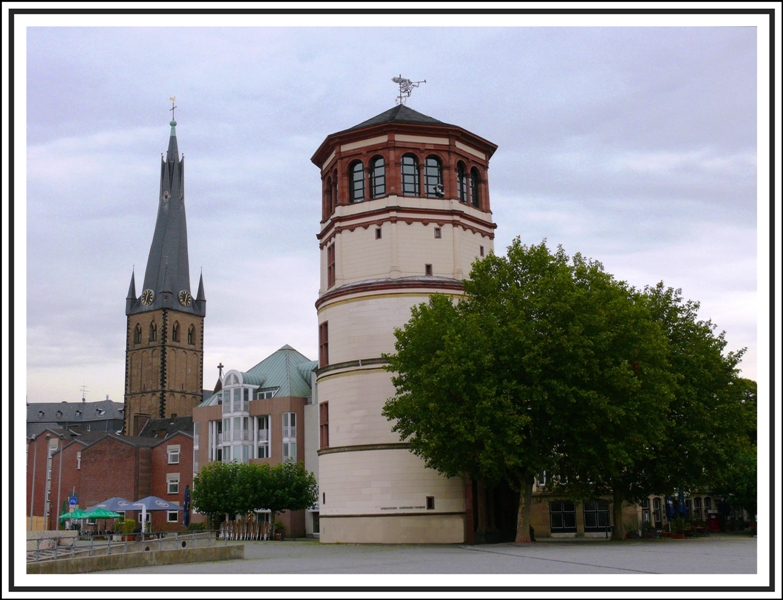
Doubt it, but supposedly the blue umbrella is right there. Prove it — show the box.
[183,484,191,526]
[87,497,135,512]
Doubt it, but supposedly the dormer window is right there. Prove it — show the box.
[56,411,63,418]
[75,410,82,417]
[38,411,44,418]
[97,408,106,416]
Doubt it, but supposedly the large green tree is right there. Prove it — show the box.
[192,460,318,535]
[383,239,674,542]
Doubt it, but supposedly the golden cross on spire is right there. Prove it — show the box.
[169,97,177,120]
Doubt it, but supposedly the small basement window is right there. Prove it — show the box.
[434,228,441,239]
[425,264,433,276]
[375,228,382,239]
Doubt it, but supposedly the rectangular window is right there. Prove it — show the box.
[480,245,484,257]
[434,228,441,239]
[319,322,329,367]
[258,415,270,458]
[536,470,546,488]
[327,244,336,288]
[167,445,180,464]
[426,496,435,510]
[425,264,433,276]
[375,228,382,239]
[320,402,329,449]
[549,501,577,533]
[167,510,178,523]
[641,498,651,524]
[694,497,702,521]
[283,412,297,462]
[705,497,712,511]
[77,451,81,470]
[167,474,180,495]
[583,499,611,531]
[653,497,662,527]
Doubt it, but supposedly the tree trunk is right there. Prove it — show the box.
[514,473,534,543]
[612,489,625,541]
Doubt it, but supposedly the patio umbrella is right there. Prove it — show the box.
[86,497,134,512]
[133,496,183,533]
[182,485,191,526]
[86,508,122,519]
[60,508,89,521]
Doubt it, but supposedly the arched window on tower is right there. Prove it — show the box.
[172,322,180,343]
[401,154,420,197]
[425,156,443,198]
[134,324,142,345]
[188,325,195,345]
[470,167,480,208]
[457,162,467,204]
[350,161,365,203]
[325,176,333,215]
[149,322,157,342]
[369,156,385,198]
[332,170,339,207]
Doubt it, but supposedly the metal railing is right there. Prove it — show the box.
[26,530,218,563]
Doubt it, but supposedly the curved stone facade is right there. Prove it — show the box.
[313,106,497,543]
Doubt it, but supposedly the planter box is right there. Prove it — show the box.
[662,532,671,537]
[670,533,685,539]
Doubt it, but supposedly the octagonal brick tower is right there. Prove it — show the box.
[311,105,497,543]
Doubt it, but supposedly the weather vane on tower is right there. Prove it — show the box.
[392,75,426,105]
[169,96,177,121]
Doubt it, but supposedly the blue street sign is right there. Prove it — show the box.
[68,496,77,506]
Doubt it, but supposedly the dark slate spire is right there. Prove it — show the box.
[128,118,204,316]
[196,272,206,302]
[125,269,136,315]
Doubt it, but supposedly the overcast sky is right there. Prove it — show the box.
[20,15,762,406]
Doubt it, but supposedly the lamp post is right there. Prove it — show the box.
[55,434,65,530]
[43,434,51,530]
[29,435,37,531]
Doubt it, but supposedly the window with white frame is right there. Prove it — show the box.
[167,511,178,523]
[167,445,180,464]
[76,451,82,470]
[282,412,296,462]
[258,415,270,458]
[167,473,180,495]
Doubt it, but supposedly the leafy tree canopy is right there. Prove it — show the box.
[383,239,676,541]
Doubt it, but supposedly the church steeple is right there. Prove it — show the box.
[123,109,206,436]
[127,118,204,317]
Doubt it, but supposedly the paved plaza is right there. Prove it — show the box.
[106,534,756,575]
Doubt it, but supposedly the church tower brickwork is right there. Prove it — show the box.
[124,118,206,436]
[311,105,497,543]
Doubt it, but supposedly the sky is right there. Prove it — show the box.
[18,14,764,406]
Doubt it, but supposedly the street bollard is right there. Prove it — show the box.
[89,536,94,556]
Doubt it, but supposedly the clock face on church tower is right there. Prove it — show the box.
[178,290,192,306]
[141,289,155,305]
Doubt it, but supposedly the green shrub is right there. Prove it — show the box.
[186,522,205,531]
[122,518,136,534]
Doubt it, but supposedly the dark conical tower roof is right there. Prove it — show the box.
[345,104,451,133]
[127,119,205,316]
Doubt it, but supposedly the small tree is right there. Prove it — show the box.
[192,461,244,527]
[261,461,319,537]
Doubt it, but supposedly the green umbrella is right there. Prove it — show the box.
[60,509,89,521]
[86,508,122,519]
